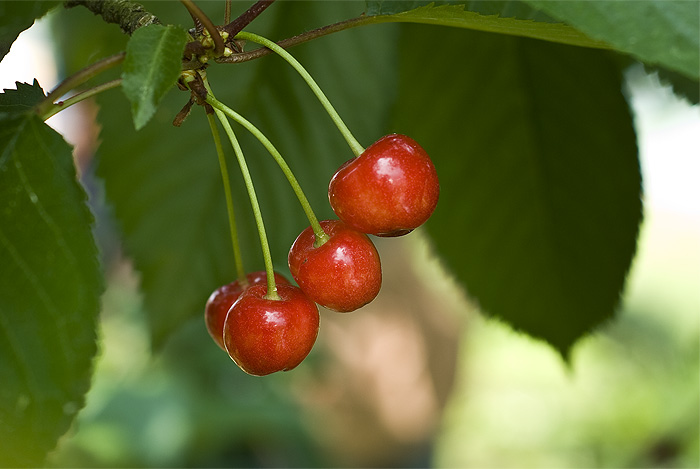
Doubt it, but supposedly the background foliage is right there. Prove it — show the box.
[0,0,698,466]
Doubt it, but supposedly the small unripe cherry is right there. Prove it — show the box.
[288,219,382,312]
[328,134,439,236]
[223,284,320,376]
[204,271,290,350]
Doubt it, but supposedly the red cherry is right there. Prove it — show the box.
[204,271,290,350]
[223,283,319,376]
[288,219,382,312]
[328,134,439,236]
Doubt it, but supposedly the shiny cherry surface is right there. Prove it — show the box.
[205,271,290,350]
[223,284,319,376]
[328,134,439,236]
[288,219,381,312]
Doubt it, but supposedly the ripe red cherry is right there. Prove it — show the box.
[204,271,290,350]
[288,219,382,312]
[223,283,319,376]
[328,134,439,236]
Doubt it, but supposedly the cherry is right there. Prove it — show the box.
[223,283,319,376]
[328,134,439,236]
[288,219,382,312]
[204,271,290,350]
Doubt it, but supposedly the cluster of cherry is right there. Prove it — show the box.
[204,134,439,376]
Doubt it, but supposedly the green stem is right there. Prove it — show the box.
[37,52,125,117]
[212,105,280,300]
[205,93,330,246]
[235,31,365,157]
[40,78,122,120]
[206,112,247,285]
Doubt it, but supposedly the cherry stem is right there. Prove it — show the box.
[206,87,280,300]
[205,93,330,247]
[205,111,247,284]
[180,0,224,56]
[234,31,365,158]
[36,51,125,117]
[40,78,122,120]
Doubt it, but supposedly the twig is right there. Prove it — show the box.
[64,0,160,34]
[221,0,275,38]
[217,15,370,64]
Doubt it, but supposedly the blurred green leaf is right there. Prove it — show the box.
[365,1,609,49]
[393,25,642,355]
[0,1,59,61]
[96,2,396,348]
[0,85,102,466]
[651,66,699,105]
[122,24,187,130]
[524,0,700,79]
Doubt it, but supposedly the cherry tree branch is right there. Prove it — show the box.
[64,0,160,34]
[221,0,276,38]
[216,15,374,64]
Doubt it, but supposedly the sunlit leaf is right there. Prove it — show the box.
[364,1,609,49]
[525,0,700,79]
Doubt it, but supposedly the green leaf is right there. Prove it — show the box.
[524,0,700,80]
[651,66,699,105]
[95,1,396,348]
[0,1,59,62]
[0,91,102,465]
[367,0,551,20]
[0,79,46,113]
[393,25,642,355]
[364,1,610,49]
[121,24,188,130]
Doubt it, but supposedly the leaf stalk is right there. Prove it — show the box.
[204,93,330,247]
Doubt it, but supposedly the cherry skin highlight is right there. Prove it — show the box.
[204,271,290,350]
[328,134,439,236]
[288,219,382,312]
[222,283,320,376]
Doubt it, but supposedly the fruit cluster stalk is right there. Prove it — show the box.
[206,112,247,284]
[235,31,365,157]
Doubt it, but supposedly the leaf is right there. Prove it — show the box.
[0,79,46,113]
[121,24,188,130]
[524,0,700,80]
[0,1,59,62]
[392,25,642,355]
[651,66,699,105]
[0,87,102,466]
[364,1,610,49]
